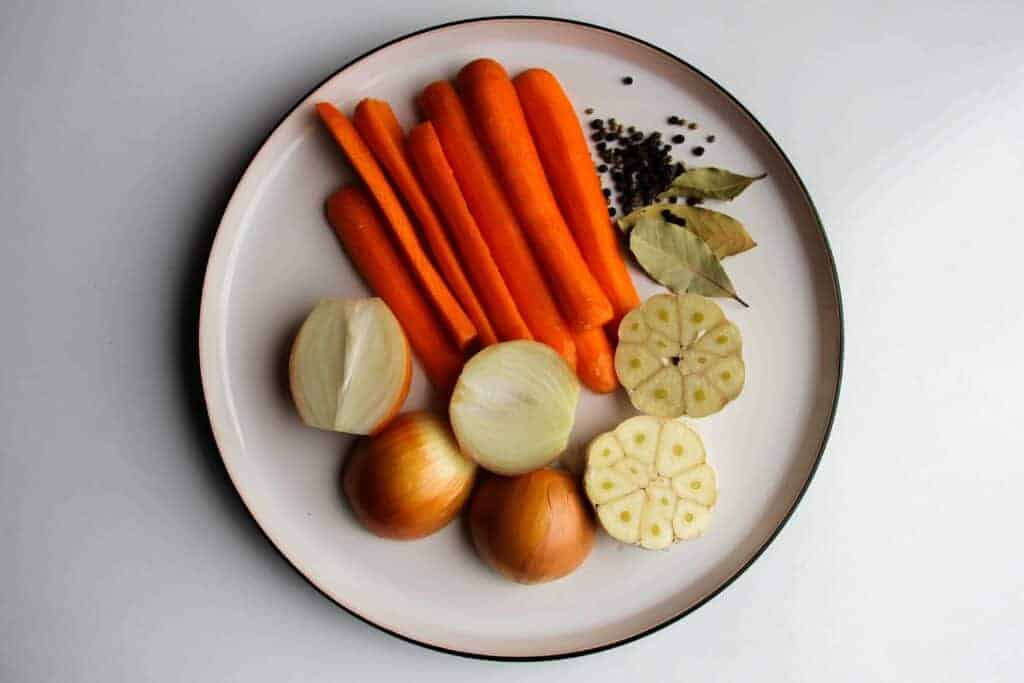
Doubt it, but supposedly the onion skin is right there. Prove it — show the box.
[343,412,477,540]
[469,469,595,584]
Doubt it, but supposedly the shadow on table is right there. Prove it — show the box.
[172,142,274,554]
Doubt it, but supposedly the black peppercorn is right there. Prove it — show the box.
[706,135,716,143]
[671,134,685,144]
[590,119,604,130]
[692,146,705,156]
[602,188,611,198]
[621,76,633,85]
[667,116,680,125]
[597,164,608,173]
[608,206,617,216]
[591,132,603,142]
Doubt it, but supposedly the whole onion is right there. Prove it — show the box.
[343,411,477,539]
[469,468,595,584]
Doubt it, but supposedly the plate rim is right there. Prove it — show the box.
[198,14,845,661]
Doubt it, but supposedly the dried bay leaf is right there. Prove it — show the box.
[658,167,766,201]
[629,215,747,306]
[619,204,756,259]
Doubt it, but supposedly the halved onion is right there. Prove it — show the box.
[289,298,411,435]
[449,341,580,475]
[343,412,477,539]
[469,468,594,584]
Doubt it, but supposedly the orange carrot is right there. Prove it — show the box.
[352,99,498,347]
[571,327,618,394]
[456,59,613,331]
[326,185,464,393]
[315,102,477,351]
[514,68,640,327]
[419,80,577,370]
[407,122,533,343]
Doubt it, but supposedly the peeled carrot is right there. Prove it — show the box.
[571,327,618,394]
[315,102,477,351]
[407,122,533,343]
[514,68,640,327]
[352,99,498,347]
[456,59,613,331]
[326,185,464,393]
[419,80,577,370]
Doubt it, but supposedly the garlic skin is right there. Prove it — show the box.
[343,412,477,540]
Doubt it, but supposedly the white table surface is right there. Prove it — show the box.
[2,2,1022,681]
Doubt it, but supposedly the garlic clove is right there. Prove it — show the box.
[617,307,649,344]
[672,463,718,507]
[655,419,706,477]
[613,415,660,464]
[673,499,713,540]
[642,293,681,341]
[597,490,645,544]
[613,342,662,390]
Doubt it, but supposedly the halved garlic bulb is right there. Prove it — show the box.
[583,416,717,549]
[614,293,745,418]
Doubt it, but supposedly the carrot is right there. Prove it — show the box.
[456,59,613,331]
[514,69,640,327]
[571,327,618,394]
[315,102,477,351]
[326,185,464,393]
[419,80,577,370]
[352,99,498,347]
[407,122,533,343]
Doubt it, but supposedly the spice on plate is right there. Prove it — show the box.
[621,76,634,85]
[587,116,686,214]
[692,146,705,157]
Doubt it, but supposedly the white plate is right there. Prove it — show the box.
[199,17,842,660]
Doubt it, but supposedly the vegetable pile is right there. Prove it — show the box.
[284,59,764,585]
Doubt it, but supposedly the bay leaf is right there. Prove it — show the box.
[658,167,766,201]
[629,215,747,306]
[619,204,757,259]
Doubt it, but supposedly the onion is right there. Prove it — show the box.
[450,341,580,475]
[289,298,411,435]
[469,468,594,584]
[343,412,477,539]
